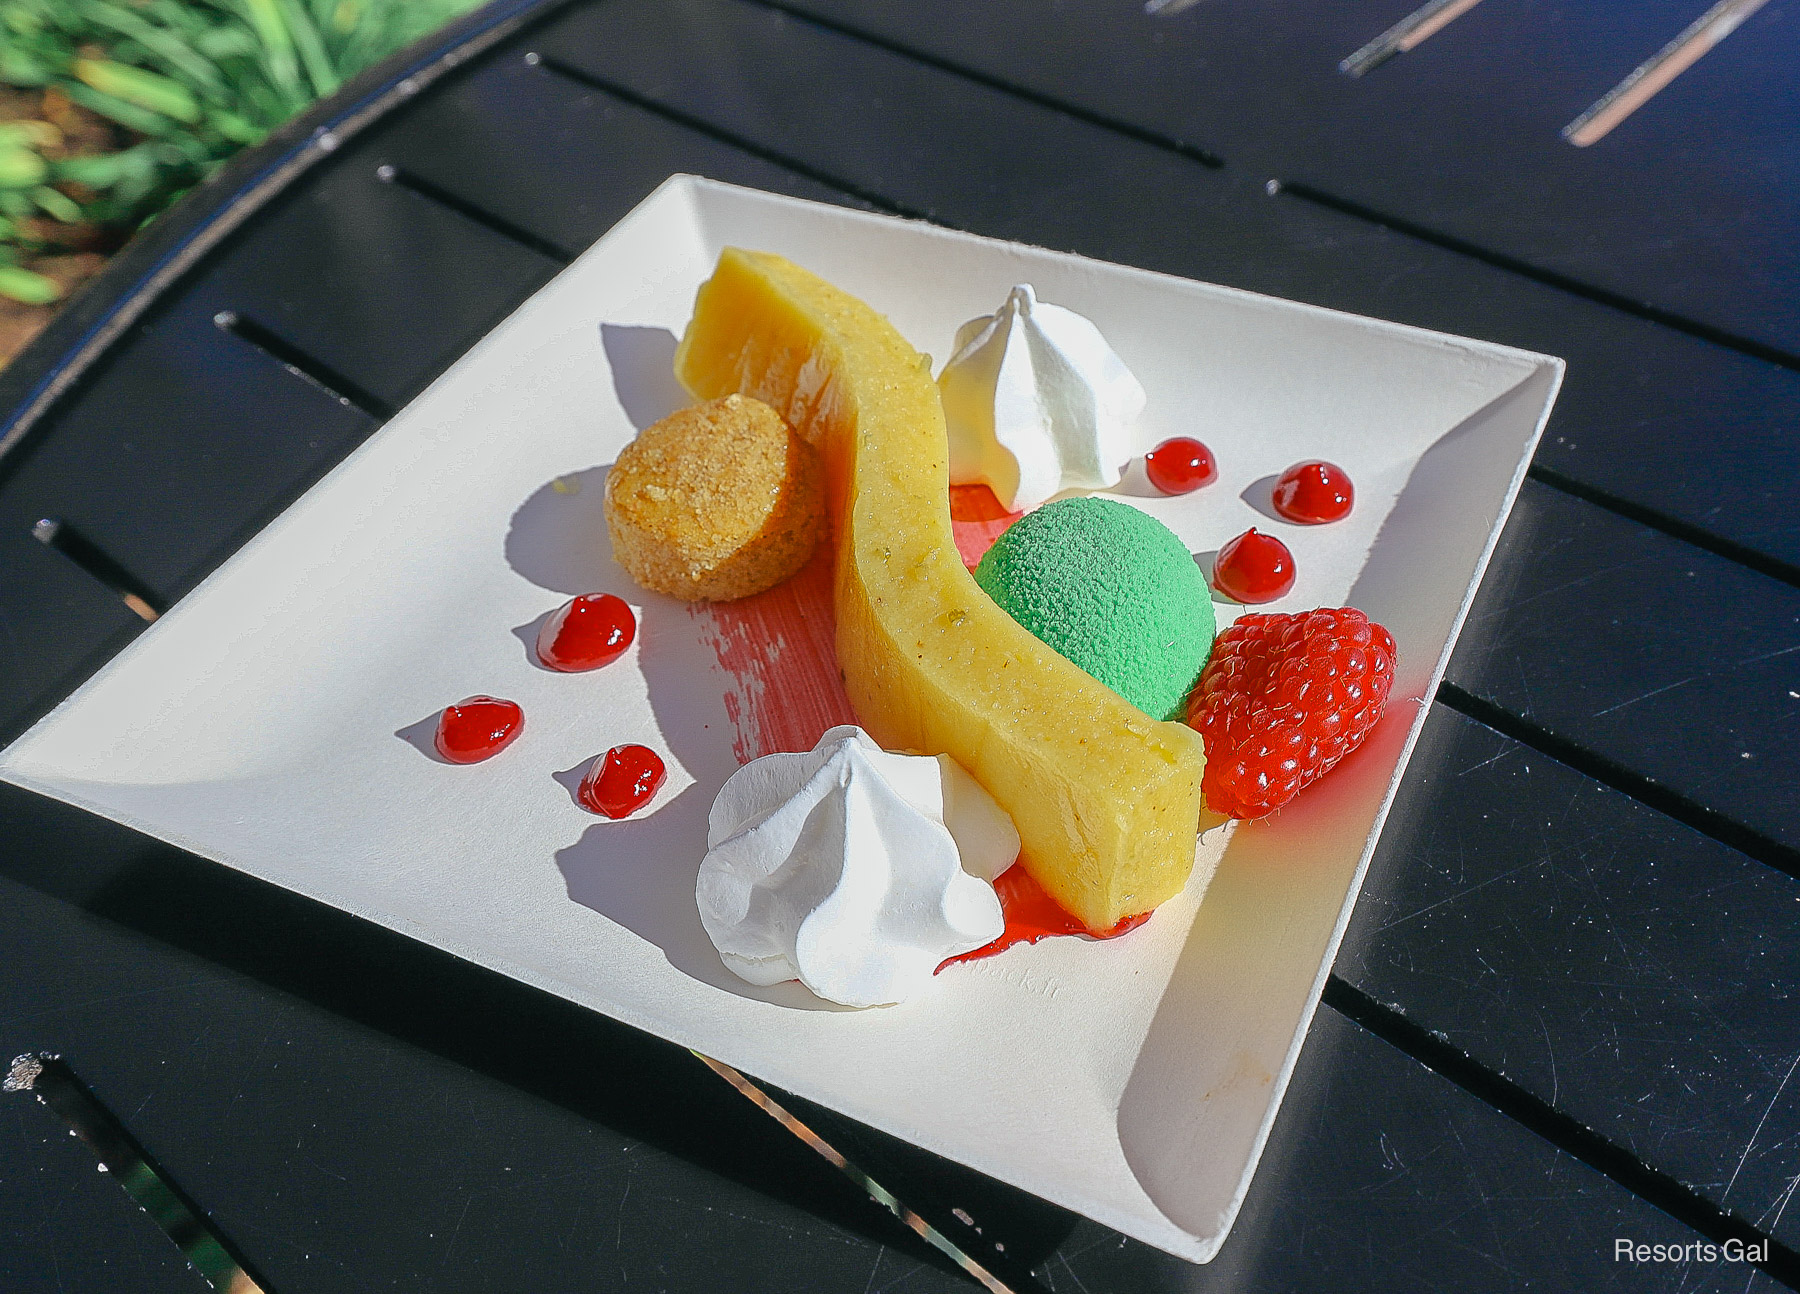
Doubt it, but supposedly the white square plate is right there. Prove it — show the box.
[0,177,1562,1262]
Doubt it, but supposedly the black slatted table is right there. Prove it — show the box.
[2,0,1796,1289]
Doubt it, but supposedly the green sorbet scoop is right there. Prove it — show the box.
[974,495,1215,722]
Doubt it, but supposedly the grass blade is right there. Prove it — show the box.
[78,0,231,98]
[31,185,83,222]
[73,58,203,123]
[0,264,62,304]
[237,0,307,110]
[60,80,182,136]
[276,0,338,97]
[0,147,49,188]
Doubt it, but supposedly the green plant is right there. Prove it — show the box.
[0,0,485,303]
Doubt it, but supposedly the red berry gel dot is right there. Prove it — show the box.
[1144,436,1218,495]
[1212,528,1296,603]
[580,744,666,818]
[435,696,524,763]
[1271,460,1354,524]
[536,592,636,671]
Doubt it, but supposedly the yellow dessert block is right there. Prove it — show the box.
[674,248,1205,930]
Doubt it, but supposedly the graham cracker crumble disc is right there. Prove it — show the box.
[604,393,824,601]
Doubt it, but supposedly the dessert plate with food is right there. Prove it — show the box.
[0,177,1562,1263]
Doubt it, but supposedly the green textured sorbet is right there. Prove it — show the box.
[974,496,1215,722]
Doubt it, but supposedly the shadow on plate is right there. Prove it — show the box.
[509,609,559,672]
[1238,473,1283,522]
[393,712,455,764]
[503,463,623,597]
[1114,369,1554,1243]
[600,322,688,431]
[529,562,846,1010]
[551,789,850,1012]
[499,322,683,595]
[500,323,848,1007]
[1107,455,1163,498]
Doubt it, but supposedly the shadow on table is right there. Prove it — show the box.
[0,778,1079,1285]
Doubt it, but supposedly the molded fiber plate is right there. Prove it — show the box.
[0,178,1560,1263]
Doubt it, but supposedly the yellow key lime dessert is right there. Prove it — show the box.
[674,249,1206,931]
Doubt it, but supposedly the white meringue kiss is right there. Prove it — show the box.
[937,284,1148,512]
[696,725,1019,1007]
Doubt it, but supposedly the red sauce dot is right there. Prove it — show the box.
[536,593,636,671]
[1213,528,1296,603]
[579,744,666,818]
[435,696,524,763]
[1271,460,1354,524]
[1144,436,1217,495]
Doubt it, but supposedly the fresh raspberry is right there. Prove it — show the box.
[1187,607,1397,819]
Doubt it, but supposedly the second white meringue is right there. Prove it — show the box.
[937,284,1149,512]
[696,726,1019,1008]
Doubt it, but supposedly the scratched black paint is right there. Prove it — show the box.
[770,0,1800,356]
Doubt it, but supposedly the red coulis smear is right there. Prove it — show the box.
[950,483,1023,569]
[696,489,1026,764]
[690,544,856,763]
[939,864,1151,971]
